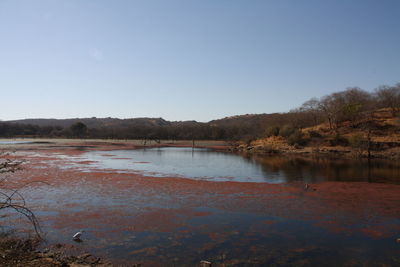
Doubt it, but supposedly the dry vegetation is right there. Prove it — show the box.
[236,83,400,159]
[242,108,400,159]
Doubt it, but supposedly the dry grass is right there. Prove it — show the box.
[248,108,400,158]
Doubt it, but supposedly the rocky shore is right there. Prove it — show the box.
[232,136,400,160]
[0,235,115,267]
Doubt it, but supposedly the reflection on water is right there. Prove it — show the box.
[0,140,33,144]
[77,147,283,183]
[70,147,400,184]
[251,154,400,184]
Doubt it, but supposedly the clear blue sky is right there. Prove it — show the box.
[1,0,399,122]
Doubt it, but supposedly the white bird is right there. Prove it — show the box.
[304,183,310,190]
[72,230,84,241]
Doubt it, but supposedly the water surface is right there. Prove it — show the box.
[63,147,400,184]
[0,140,33,144]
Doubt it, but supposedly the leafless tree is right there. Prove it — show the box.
[299,98,321,125]
[375,84,400,116]
[0,151,42,239]
[318,88,372,131]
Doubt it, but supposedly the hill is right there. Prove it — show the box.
[239,108,400,159]
[6,117,173,128]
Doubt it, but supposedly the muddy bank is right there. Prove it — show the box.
[0,234,113,267]
[0,138,231,152]
[1,137,399,159]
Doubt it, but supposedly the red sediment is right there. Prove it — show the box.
[262,220,278,225]
[76,160,97,164]
[2,148,400,241]
[192,211,212,217]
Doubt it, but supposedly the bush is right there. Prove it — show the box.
[348,133,366,148]
[308,130,322,138]
[329,133,349,146]
[279,125,296,138]
[264,126,280,137]
[242,135,255,146]
[287,130,308,146]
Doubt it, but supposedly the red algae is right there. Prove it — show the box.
[262,220,278,225]
[76,160,97,164]
[192,211,213,217]
[13,156,400,238]
[2,145,400,265]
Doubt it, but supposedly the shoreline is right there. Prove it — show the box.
[232,142,400,160]
[1,137,399,160]
[0,234,113,267]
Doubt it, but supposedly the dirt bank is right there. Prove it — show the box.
[0,138,231,150]
[234,135,400,159]
[0,234,113,267]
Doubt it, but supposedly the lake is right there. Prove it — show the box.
[63,147,400,184]
[1,146,399,266]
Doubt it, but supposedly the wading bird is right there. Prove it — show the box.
[304,183,309,190]
[73,230,84,241]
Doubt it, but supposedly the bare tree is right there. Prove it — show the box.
[319,93,342,131]
[375,84,400,116]
[318,88,372,131]
[0,151,42,239]
[298,97,322,125]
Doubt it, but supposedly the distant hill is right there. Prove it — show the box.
[6,117,198,128]
[5,114,295,136]
[7,114,283,129]
[209,113,295,129]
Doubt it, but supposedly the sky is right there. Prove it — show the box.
[0,0,399,122]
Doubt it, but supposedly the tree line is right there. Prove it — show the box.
[1,82,399,141]
[289,82,400,130]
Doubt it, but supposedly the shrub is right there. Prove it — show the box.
[242,135,255,146]
[264,126,280,137]
[287,130,308,146]
[308,130,322,138]
[279,125,296,138]
[330,133,349,146]
[348,133,366,148]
